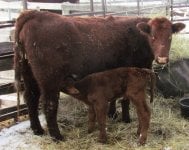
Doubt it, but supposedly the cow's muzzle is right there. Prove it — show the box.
[156,57,169,64]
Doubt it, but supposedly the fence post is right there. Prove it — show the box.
[170,0,173,21]
[165,0,169,16]
[137,0,140,16]
[101,0,106,17]
[90,0,94,16]
[23,0,28,10]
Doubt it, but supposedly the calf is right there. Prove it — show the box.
[64,67,156,144]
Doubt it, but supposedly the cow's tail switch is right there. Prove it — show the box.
[14,41,24,122]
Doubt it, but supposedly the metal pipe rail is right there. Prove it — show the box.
[0,104,28,122]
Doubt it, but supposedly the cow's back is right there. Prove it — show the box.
[17,11,153,88]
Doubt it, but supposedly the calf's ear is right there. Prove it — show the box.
[137,22,151,35]
[172,23,185,33]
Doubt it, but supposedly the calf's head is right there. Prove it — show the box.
[137,17,185,64]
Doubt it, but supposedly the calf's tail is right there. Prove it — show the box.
[149,71,156,103]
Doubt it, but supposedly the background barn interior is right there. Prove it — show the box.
[0,0,189,149]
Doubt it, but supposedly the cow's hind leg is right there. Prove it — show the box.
[24,85,44,135]
[40,87,63,141]
[22,61,44,135]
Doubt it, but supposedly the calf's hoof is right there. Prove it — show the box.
[98,137,107,144]
[98,134,107,144]
[138,134,147,145]
[108,112,118,120]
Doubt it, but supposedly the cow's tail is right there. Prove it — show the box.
[15,10,38,42]
[14,42,23,121]
[14,10,38,90]
[14,10,39,117]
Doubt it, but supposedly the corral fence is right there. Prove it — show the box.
[0,0,188,123]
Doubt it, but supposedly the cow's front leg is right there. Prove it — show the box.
[108,101,118,119]
[22,62,44,136]
[121,99,131,123]
[41,89,63,141]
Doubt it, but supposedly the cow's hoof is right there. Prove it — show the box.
[33,128,45,135]
[52,134,65,142]
[88,128,95,134]
[122,118,131,123]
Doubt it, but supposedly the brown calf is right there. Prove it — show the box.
[65,67,156,144]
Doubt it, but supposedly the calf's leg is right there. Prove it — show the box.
[93,98,108,143]
[88,105,96,133]
[131,93,150,145]
[138,100,150,145]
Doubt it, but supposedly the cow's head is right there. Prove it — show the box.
[137,17,185,64]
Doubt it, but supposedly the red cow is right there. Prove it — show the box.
[14,10,185,140]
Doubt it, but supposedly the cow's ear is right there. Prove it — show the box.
[67,86,80,94]
[172,23,185,33]
[137,22,151,35]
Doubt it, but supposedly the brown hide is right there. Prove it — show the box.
[14,10,185,141]
[65,67,156,144]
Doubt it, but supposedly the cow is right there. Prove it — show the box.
[64,67,156,144]
[14,10,185,141]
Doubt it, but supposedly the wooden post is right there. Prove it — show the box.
[90,0,94,15]
[101,0,106,17]
[137,0,140,16]
[165,0,170,16]
[23,0,27,10]
[170,0,173,21]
